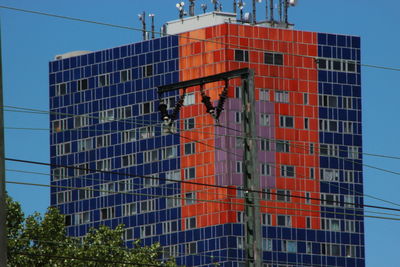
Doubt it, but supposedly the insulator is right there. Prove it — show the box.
[158,103,169,121]
[171,91,186,120]
[215,82,229,119]
[201,94,215,114]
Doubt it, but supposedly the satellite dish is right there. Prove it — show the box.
[243,12,252,23]
[289,0,298,6]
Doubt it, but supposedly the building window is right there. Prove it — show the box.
[343,121,354,134]
[344,195,356,208]
[319,95,338,108]
[121,203,137,216]
[121,69,132,82]
[166,170,181,183]
[259,89,270,101]
[320,168,339,181]
[100,207,115,220]
[184,142,195,155]
[57,191,71,204]
[56,142,71,155]
[166,198,180,209]
[306,217,311,229]
[279,115,294,128]
[78,188,93,200]
[96,134,111,147]
[260,139,270,151]
[236,161,243,173]
[52,119,68,132]
[320,144,338,157]
[75,163,89,176]
[262,189,272,201]
[76,211,90,224]
[321,244,341,256]
[235,49,249,62]
[344,170,355,183]
[262,239,273,251]
[161,146,178,159]
[321,193,339,206]
[280,165,295,177]
[306,242,312,254]
[276,140,290,153]
[185,192,196,205]
[303,93,309,105]
[141,224,156,238]
[122,129,136,143]
[234,111,243,123]
[96,158,111,171]
[348,146,360,159]
[262,213,272,225]
[184,167,196,179]
[264,52,283,65]
[143,64,153,77]
[304,118,309,129]
[55,83,67,96]
[277,190,291,202]
[305,192,311,204]
[139,126,155,139]
[261,163,271,176]
[277,215,291,227]
[186,217,196,229]
[140,102,154,115]
[143,150,158,163]
[184,92,195,106]
[118,179,133,192]
[346,246,356,257]
[310,167,315,179]
[282,240,297,253]
[185,242,197,254]
[98,74,111,87]
[234,86,242,98]
[74,116,90,128]
[345,220,356,232]
[184,118,195,130]
[99,183,114,196]
[99,109,115,123]
[144,174,159,187]
[319,119,338,132]
[77,138,93,152]
[52,167,67,181]
[309,143,314,154]
[317,58,357,73]
[163,221,179,234]
[275,91,289,103]
[121,154,136,167]
[116,106,132,119]
[140,199,156,213]
[77,78,88,91]
[260,114,271,126]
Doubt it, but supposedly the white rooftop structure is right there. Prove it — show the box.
[165,12,237,35]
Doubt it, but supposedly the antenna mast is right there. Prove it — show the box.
[149,13,155,39]
[189,0,196,16]
[138,11,146,40]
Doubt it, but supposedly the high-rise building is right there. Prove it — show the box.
[49,9,364,267]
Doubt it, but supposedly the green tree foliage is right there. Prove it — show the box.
[6,195,177,266]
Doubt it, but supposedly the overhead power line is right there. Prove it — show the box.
[6,157,400,214]
[1,5,400,72]
[4,105,400,208]
[7,179,400,221]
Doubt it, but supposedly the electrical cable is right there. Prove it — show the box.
[1,5,399,72]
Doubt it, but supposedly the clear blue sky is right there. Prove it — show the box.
[1,0,399,266]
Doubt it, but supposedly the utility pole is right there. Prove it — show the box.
[242,69,261,267]
[0,24,7,267]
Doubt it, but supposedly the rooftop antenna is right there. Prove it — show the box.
[285,0,297,25]
[176,2,186,19]
[211,0,221,11]
[269,0,274,22]
[238,0,245,22]
[278,0,283,22]
[189,0,196,16]
[138,11,146,40]
[201,3,208,13]
[148,13,155,39]
[233,0,237,14]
